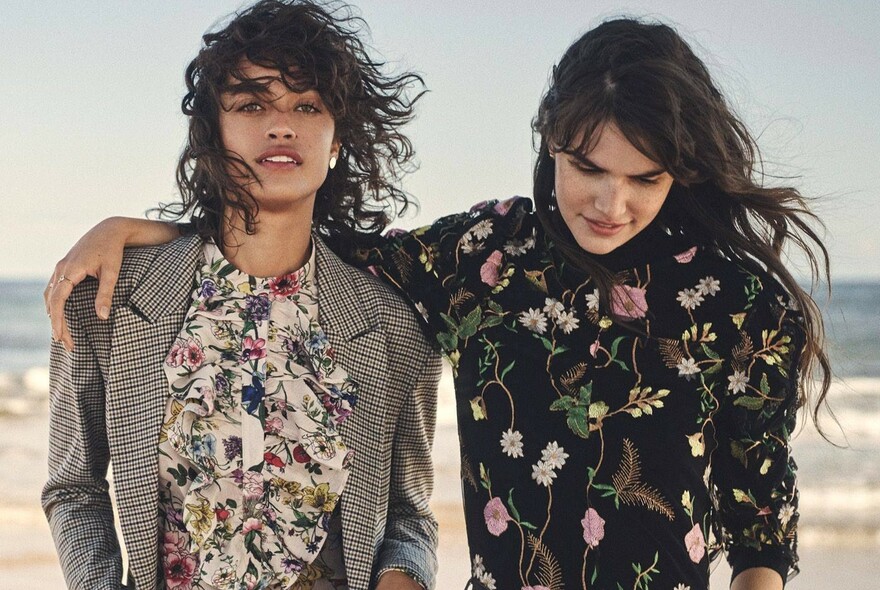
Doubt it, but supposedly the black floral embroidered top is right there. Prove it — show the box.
[366,197,802,590]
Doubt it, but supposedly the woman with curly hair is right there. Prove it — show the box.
[41,2,439,590]
[47,14,831,590]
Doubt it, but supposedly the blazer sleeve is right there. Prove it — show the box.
[42,285,125,589]
[710,285,804,583]
[373,332,442,588]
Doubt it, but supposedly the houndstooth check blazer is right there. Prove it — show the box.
[43,234,441,590]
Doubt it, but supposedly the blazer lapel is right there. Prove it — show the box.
[106,235,203,589]
[314,238,389,589]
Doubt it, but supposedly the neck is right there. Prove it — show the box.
[221,204,314,277]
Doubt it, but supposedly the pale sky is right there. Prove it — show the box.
[2,0,878,279]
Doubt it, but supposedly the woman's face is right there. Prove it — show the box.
[554,122,674,255]
[218,61,338,215]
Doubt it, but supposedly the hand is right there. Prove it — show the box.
[45,217,129,351]
[374,569,423,590]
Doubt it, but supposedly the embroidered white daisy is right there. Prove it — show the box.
[727,370,748,394]
[676,288,705,310]
[460,237,475,254]
[503,240,527,256]
[523,235,536,249]
[472,554,485,576]
[779,503,795,528]
[585,288,600,311]
[543,297,564,319]
[676,357,701,378]
[555,310,580,334]
[470,220,494,240]
[674,584,691,590]
[478,571,497,590]
[541,441,569,469]
[697,276,721,296]
[414,301,429,322]
[531,460,557,487]
[500,429,524,458]
[518,308,548,334]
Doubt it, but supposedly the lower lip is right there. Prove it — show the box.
[259,160,300,170]
[585,218,627,236]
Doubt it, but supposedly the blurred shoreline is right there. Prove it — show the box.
[4,365,879,586]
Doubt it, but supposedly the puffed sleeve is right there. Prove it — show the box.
[711,283,804,583]
[361,197,531,357]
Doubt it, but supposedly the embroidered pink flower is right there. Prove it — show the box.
[184,339,205,369]
[242,470,264,499]
[264,416,282,434]
[581,507,605,547]
[674,246,698,263]
[480,250,504,287]
[163,530,187,554]
[240,336,267,362]
[610,284,648,319]
[165,339,186,368]
[242,517,263,534]
[491,197,517,216]
[164,550,198,590]
[483,496,512,536]
[685,523,706,563]
[269,272,302,298]
[589,340,600,358]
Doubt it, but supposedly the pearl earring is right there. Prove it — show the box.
[329,156,338,170]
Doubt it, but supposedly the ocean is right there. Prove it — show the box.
[1,278,879,539]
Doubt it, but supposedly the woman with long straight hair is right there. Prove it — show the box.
[47,15,830,590]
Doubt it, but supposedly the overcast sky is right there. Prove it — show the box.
[2,0,878,279]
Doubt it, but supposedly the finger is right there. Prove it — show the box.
[43,262,64,313]
[48,269,86,350]
[94,268,119,320]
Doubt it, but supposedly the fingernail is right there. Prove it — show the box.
[99,306,110,320]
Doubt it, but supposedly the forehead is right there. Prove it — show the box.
[223,60,312,94]
[580,123,664,173]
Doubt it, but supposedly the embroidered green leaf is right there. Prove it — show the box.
[481,315,504,329]
[435,331,458,352]
[760,373,770,396]
[701,343,720,360]
[733,396,765,410]
[566,407,590,439]
[609,336,626,360]
[440,312,459,334]
[549,396,576,412]
[458,306,482,339]
[500,360,516,381]
[506,488,521,522]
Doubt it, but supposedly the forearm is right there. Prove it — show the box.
[731,566,784,590]
[376,349,441,589]
[99,216,181,247]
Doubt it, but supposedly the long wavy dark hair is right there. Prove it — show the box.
[156,0,424,255]
[532,18,831,425]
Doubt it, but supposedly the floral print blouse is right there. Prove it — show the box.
[158,242,358,590]
[366,197,802,590]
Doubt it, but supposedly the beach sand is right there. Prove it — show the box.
[3,406,877,588]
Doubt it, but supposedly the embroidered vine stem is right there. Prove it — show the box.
[481,339,516,429]
[525,483,554,579]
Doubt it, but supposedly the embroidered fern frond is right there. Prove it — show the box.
[527,532,564,590]
[731,331,754,370]
[658,338,684,369]
[391,248,413,283]
[611,439,675,521]
[460,455,478,491]
[450,288,475,311]
[560,362,589,394]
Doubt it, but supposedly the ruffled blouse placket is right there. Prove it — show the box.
[158,242,358,590]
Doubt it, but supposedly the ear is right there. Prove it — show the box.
[331,138,341,159]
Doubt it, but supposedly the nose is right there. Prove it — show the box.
[593,179,628,219]
[266,112,296,140]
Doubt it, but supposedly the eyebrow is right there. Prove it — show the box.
[577,155,666,178]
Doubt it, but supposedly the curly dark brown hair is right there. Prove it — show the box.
[156,0,424,254]
[532,17,831,426]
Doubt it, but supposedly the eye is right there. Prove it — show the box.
[295,102,320,114]
[237,102,263,113]
[634,175,662,186]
